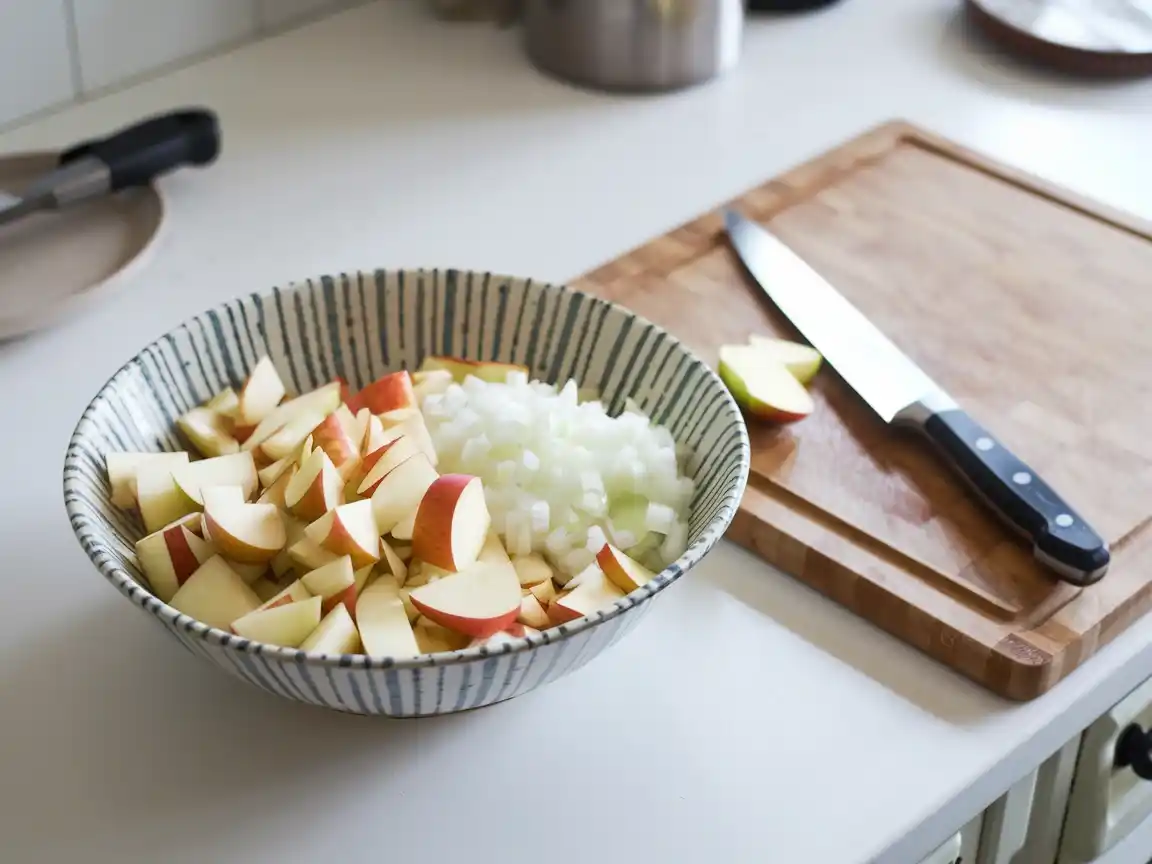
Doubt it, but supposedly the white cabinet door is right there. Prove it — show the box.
[1062,677,1152,864]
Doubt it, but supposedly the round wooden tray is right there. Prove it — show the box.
[964,0,1152,77]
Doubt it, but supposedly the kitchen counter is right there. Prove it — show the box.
[3,2,1151,862]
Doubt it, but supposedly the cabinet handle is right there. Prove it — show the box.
[1114,723,1152,779]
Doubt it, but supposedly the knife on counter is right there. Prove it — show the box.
[723,209,1111,587]
[0,108,220,228]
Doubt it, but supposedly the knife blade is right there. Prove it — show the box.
[723,209,1110,587]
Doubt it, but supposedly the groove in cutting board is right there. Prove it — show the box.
[573,120,1152,700]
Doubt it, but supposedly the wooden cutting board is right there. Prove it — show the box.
[572,121,1152,701]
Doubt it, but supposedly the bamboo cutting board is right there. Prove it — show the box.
[572,121,1152,701]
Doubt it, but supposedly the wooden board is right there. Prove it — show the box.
[572,121,1152,701]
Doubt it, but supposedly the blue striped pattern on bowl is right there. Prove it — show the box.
[64,269,750,716]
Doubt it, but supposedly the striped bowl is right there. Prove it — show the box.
[64,269,750,716]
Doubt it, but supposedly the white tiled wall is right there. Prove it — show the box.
[0,0,363,128]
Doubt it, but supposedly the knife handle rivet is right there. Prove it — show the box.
[1056,514,1074,528]
[975,436,995,452]
[1013,471,1033,486]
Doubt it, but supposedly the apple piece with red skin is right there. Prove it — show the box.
[747,335,824,385]
[257,407,331,463]
[231,595,322,647]
[242,381,341,454]
[284,448,342,522]
[409,534,519,639]
[311,406,362,481]
[411,475,490,572]
[304,500,381,568]
[357,576,420,657]
[370,452,438,535]
[346,370,416,416]
[106,451,190,510]
[517,593,551,629]
[468,622,541,649]
[202,491,286,565]
[717,344,814,424]
[256,578,311,612]
[414,615,471,651]
[135,513,216,602]
[361,413,388,454]
[356,435,422,497]
[169,556,261,630]
[177,407,240,458]
[237,357,287,426]
[373,415,437,467]
[419,356,527,384]
[256,465,296,509]
[549,564,625,625]
[300,603,361,654]
[596,543,657,594]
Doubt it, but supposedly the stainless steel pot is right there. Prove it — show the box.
[523,0,745,93]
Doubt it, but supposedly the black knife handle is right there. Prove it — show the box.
[59,108,220,191]
[921,409,1109,586]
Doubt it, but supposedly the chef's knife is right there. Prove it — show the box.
[0,108,220,229]
[723,209,1110,587]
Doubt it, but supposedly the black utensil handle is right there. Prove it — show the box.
[922,409,1110,586]
[59,108,220,191]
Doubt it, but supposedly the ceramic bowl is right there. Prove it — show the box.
[64,269,750,716]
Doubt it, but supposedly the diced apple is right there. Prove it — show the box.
[258,408,329,463]
[177,407,240,457]
[354,563,376,595]
[301,555,356,614]
[392,543,412,562]
[202,495,286,564]
[391,510,417,542]
[411,475,490,572]
[414,615,471,650]
[106,451,189,509]
[347,370,416,415]
[284,448,342,522]
[169,556,261,629]
[256,465,296,509]
[135,513,215,602]
[362,413,387,454]
[374,415,437,467]
[206,387,240,417]
[468,623,540,649]
[300,603,361,654]
[304,500,381,568]
[257,456,294,489]
[549,565,625,624]
[257,578,312,612]
[517,594,550,629]
[718,344,814,424]
[238,357,287,425]
[357,576,420,657]
[356,436,422,497]
[228,560,270,585]
[136,462,198,533]
[370,452,438,535]
[271,515,307,577]
[398,587,419,622]
[529,578,557,606]
[251,577,282,603]
[419,356,527,384]
[288,536,339,572]
[171,452,259,508]
[378,537,408,584]
[231,595,321,647]
[311,407,361,480]
[409,545,520,639]
[242,381,341,455]
[596,543,657,594]
[512,554,553,588]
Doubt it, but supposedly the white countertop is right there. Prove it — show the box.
[3,3,1152,862]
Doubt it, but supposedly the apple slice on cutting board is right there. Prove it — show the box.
[748,335,823,385]
[717,344,814,424]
